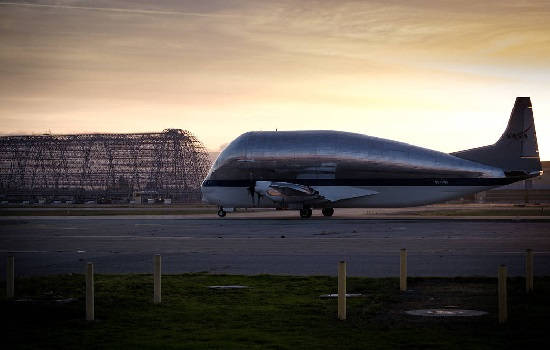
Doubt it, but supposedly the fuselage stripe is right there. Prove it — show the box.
[202,178,520,187]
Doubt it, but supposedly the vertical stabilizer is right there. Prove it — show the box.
[451,97,542,176]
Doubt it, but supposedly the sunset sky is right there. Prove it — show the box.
[1,0,549,159]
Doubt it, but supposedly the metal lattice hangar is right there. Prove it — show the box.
[0,129,210,204]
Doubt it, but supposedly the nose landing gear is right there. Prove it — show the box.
[217,208,227,217]
[299,208,312,218]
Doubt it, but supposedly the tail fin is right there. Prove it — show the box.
[451,97,542,176]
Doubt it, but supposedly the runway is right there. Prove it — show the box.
[1,215,549,277]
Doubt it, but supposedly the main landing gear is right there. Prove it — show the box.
[217,208,226,217]
[299,207,334,218]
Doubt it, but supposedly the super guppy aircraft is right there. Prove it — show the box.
[202,97,542,218]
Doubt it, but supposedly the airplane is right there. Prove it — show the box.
[201,97,542,218]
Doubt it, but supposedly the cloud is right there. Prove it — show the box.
[0,0,549,157]
[0,1,242,18]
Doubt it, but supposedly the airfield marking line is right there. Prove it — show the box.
[1,216,549,221]
[0,250,49,253]
[60,235,193,239]
[45,237,434,241]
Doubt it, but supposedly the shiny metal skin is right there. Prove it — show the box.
[201,130,511,209]
[206,130,504,181]
[202,97,541,213]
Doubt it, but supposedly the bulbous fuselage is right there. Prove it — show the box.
[202,130,510,208]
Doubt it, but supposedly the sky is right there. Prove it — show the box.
[1,0,549,159]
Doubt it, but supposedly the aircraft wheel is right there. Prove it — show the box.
[217,209,226,217]
[299,208,312,218]
[322,208,334,217]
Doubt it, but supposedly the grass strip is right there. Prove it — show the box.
[2,274,549,349]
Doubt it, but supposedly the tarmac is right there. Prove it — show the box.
[1,208,549,277]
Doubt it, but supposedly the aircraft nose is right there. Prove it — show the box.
[200,178,211,203]
[200,183,208,203]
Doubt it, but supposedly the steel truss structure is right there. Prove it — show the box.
[0,129,211,203]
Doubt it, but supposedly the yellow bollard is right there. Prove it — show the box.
[400,249,407,292]
[526,249,534,293]
[338,261,346,320]
[86,263,94,321]
[7,256,14,298]
[498,265,507,324]
[154,254,162,304]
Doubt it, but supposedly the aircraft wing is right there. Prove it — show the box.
[312,186,378,202]
[254,181,317,203]
[255,181,378,203]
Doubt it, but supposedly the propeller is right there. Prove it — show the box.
[248,182,262,207]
